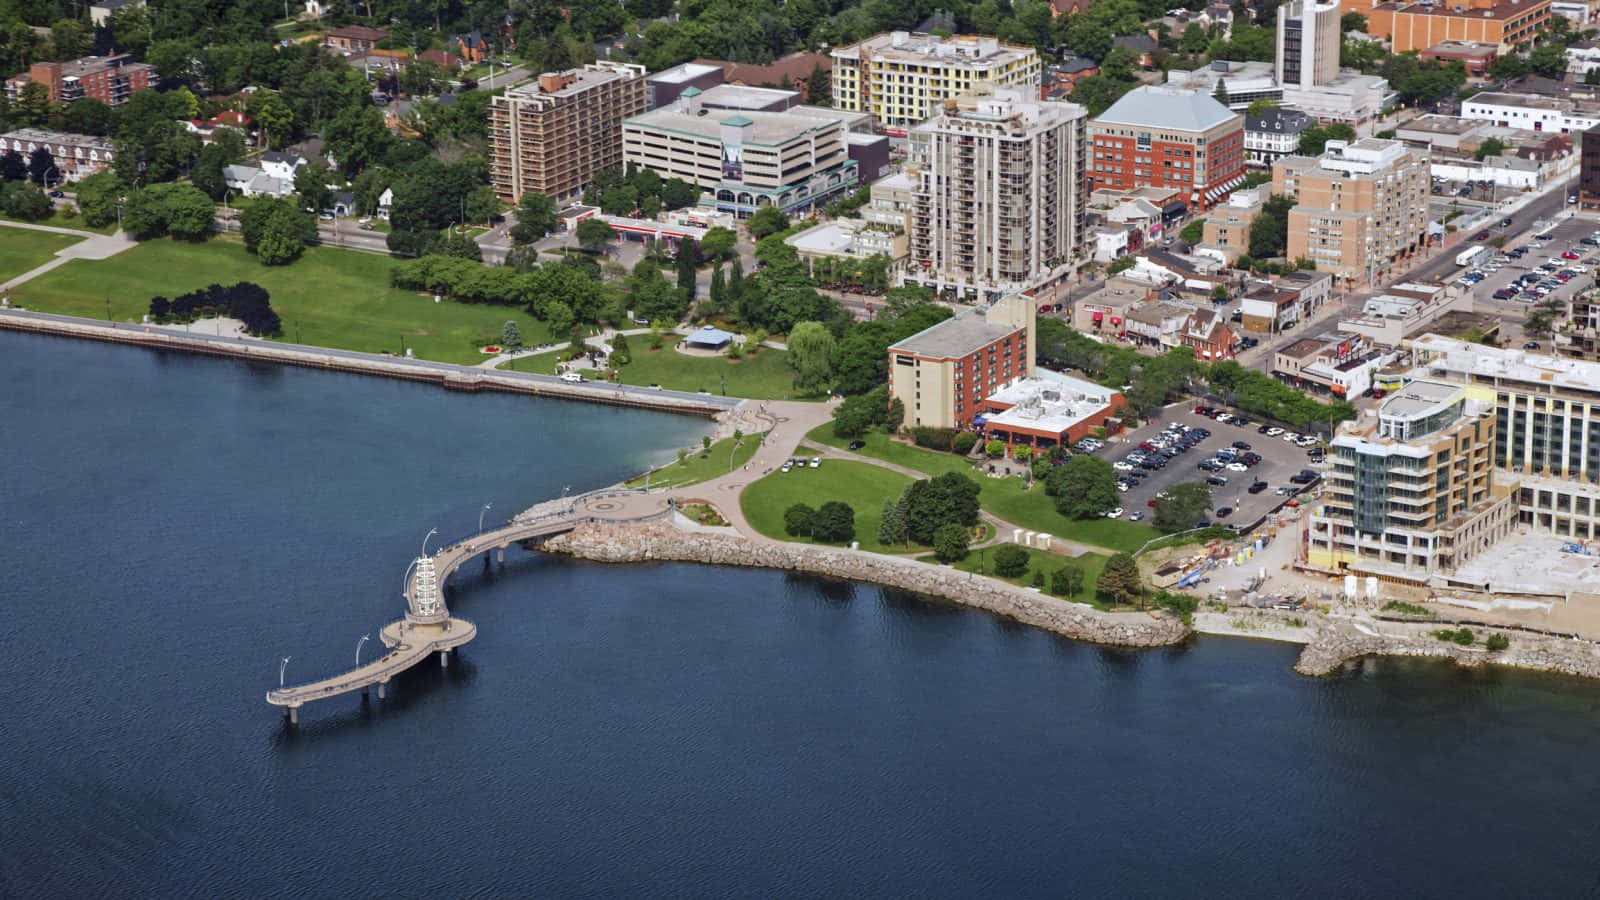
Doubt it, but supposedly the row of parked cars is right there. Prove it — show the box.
[1195,406,1322,450]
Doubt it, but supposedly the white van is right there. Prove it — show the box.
[559,371,583,383]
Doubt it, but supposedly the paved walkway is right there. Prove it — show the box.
[0,219,136,292]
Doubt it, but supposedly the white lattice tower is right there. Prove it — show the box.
[414,555,441,616]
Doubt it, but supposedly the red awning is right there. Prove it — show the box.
[1092,312,1103,321]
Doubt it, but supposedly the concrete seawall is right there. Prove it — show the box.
[541,521,1193,648]
[0,309,735,418]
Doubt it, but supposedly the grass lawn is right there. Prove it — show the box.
[12,237,555,364]
[807,424,1157,553]
[740,458,916,554]
[921,543,1112,609]
[0,228,81,282]
[615,345,814,401]
[626,433,763,488]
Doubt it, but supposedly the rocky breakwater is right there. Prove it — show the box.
[542,522,1191,649]
[1295,621,1600,679]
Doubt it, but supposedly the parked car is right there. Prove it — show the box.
[1524,341,1541,349]
[848,440,866,450]
[1206,475,1228,486]
[1231,441,1251,450]
[1248,481,1269,494]
[1104,507,1124,519]
[1226,462,1248,472]
[1473,230,1491,241]
[1216,507,1233,518]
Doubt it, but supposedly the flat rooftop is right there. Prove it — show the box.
[984,370,1116,435]
[626,105,839,146]
[833,32,1034,67]
[890,305,1022,360]
[1411,333,1600,396]
[1466,92,1566,111]
[649,62,721,84]
[1379,379,1462,419]
[697,82,798,110]
[1377,0,1550,21]
[1279,337,1330,359]
[1398,114,1484,137]
[784,221,856,255]
[1449,527,1600,597]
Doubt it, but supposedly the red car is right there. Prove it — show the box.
[1563,250,1581,260]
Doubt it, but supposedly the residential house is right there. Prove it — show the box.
[1180,306,1237,360]
[1124,300,1196,352]
[0,128,115,182]
[453,31,490,63]
[260,151,306,181]
[325,25,390,55]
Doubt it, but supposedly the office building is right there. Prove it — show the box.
[1273,138,1430,284]
[1307,380,1517,574]
[888,293,1036,429]
[4,54,155,106]
[1365,0,1551,53]
[905,86,1088,300]
[1277,0,1342,89]
[1166,61,1282,111]
[1087,85,1247,212]
[622,94,857,217]
[1461,91,1600,134]
[489,62,646,203]
[831,32,1042,129]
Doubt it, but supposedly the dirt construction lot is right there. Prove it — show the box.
[1090,406,1321,527]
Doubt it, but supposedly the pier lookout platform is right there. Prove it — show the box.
[266,488,673,724]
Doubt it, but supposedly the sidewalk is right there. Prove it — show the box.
[0,220,137,292]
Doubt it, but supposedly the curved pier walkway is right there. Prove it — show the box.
[265,488,676,722]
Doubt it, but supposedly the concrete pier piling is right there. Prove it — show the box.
[440,650,449,668]
[288,706,299,725]
[378,681,386,700]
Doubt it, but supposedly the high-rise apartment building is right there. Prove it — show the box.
[1086,85,1246,212]
[4,54,155,106]
[489,62,646,203]
[1307,380,1517,574]
[1273,138,1430,285]
[905,87,1087,300]
[1276,0,1341,89]
[1580,123,1600,211]
[831,32,1041,129]
[622,94,857,217]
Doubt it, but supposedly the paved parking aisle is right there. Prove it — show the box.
[1092,408,1322,525]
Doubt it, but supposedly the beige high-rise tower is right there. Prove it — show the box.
[1276,0,1342,89]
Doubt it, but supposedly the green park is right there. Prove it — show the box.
[0,228,79,283]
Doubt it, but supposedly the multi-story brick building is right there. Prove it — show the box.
[888,293,1035,430]
[1363,0,1551,53]
[4,54,155,106]
[1273,138,1430,285]
[905,86,1087,301]
[831,32,1041,130]
[1086,85,1247,213]
[1307,379,1518,575]
[488,62,647,203]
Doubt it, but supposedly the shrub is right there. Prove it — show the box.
[932,523,970,562]
[992,544,1029,577]
[1431,627,1475,645]
[1381,600,1431,616]
[1154,590,1199,626]
[952,431,979,455]
[913,426,958,451]
[1485,633,1510,652]
[985,439,1006,458]
[1051,562,1085,597]
[1013,446,1033,463]
[1030,570,1046,588]
[783,503,816,537]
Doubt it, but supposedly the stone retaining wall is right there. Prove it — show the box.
[1295,624,1600,679]
[542,522,1192,649]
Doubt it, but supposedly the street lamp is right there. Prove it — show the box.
[478,502,493,533]
[279,656,291,688]
[356,634,370,667]
[727,436,745,472]
[421,527,438,557]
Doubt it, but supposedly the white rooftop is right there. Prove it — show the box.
[983,369,1118,435]
[650,62,721,84]
[1411,334,1600,396]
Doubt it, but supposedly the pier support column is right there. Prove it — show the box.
[378,681,387,700]
[497,548,505,566]
[440,649,450,668]
[288,707,299,726]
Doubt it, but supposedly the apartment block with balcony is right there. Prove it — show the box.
[1308,380,1517,575]
[4,54,155,106]
[488,62,647,203]
[1274,138,1430,285]
[622,94,857,218]
[905,86,1087,302]
[830,31,1041,129]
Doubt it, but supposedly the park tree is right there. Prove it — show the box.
[1051,561,1085,597]
[902,472,981,544]
[1045,455,1118,519]
[787,320,837,393]
[993,544,1029,578]
[62,98,114,136]
[747,205,789,239]
[1475,137,1507,161]
[1096,553,1144,607]
[27,146,54,185]
[932,523,970,563]
[502,320,523,349]
[74,171,121,227]
[0,150,27,181]
[878,495,909,546]
[0,181,51,220]
[240,196,316,265]
[1154,482,1213,532]
[812,501,856,543]
[512,191,558,243]
[784,503,816,537]
[675,237,699,299]
[191,143,230,200]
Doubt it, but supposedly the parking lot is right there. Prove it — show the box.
[1457,216,1599,344]
[1085,408,1323,527]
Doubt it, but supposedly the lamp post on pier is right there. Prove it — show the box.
[479,502,493,533]
[279,656,291,688]
[356,634,370,667]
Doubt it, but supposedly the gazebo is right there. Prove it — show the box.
[684,325,736,349]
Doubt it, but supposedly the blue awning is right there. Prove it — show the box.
[684,325,736,347]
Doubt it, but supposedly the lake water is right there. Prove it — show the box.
[2,330,1598,899]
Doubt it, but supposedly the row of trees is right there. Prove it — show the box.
[1208,360,1357,431]
[392,252,618,335]
[876,472,982,548]
[148,282,281,336]
[783,501,855,543]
